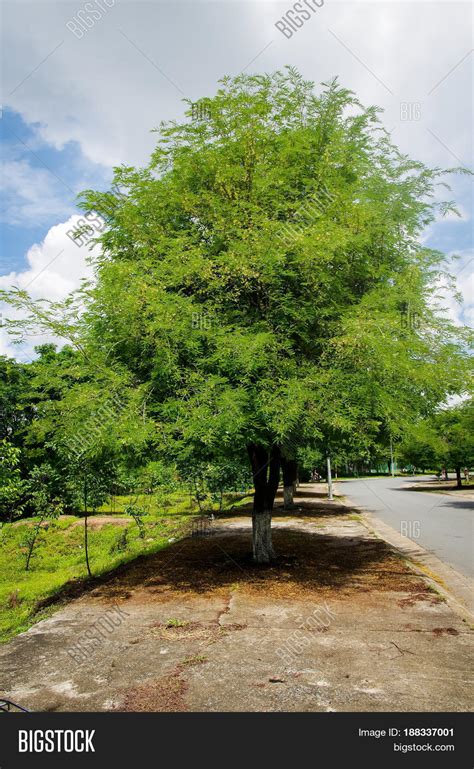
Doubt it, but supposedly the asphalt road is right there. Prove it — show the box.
[338,475,474,578]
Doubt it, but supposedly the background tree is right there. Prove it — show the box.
[0,439,26,523]
[398,423,444,473]
[435,400,474,488]
[0,356,31,443]
[66,455,116,577]
[23,463,63,571]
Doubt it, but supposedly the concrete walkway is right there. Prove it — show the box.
[1,486,472,712]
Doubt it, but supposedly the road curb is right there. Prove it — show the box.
[336,489,474,624]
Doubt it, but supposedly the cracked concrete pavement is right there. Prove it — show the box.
[1,485,472,712]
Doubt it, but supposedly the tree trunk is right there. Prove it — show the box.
[252,509,274,563]
[281,458,297,510]
[84,513,92,578]
[283,486,294,508]
[83,480,92,578]
[25,516,44,571]
[455,466,462,489]
[247,444,281,563]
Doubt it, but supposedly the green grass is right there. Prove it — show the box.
[97,490,193,515]
[0,489,252,643]
[98,489,252,516]
[0,492,202,643]
[165,618,189,628]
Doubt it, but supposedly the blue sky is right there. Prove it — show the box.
[1,103,471,274]
[1,108,111,274]
[1,0,472,358]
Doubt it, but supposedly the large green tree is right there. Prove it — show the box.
[3,69,471,561]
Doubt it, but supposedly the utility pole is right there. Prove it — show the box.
[390,437,395,477]
[327,454,334,501]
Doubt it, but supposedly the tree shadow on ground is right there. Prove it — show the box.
[279,489,335,499]
[270,506,349,518]
[221,497,349,520]
[397,477,474,490]
[77,524,428,604]
[433,499,474,510]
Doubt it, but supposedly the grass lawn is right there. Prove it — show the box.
[0,490,252,643]
[0,490,250,643]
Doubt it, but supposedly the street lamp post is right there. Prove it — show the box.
[327,454,334,501]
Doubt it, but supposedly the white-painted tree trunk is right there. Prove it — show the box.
[252,510,275,563]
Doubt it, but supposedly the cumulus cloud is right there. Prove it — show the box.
[1,157,74,227]
[0,216,99,360]
[3,1,472,170]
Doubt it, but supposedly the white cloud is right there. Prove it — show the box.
[3,1,472,171]
[0,216,99,360]
[1,156,74,226]
[433,249,474,328]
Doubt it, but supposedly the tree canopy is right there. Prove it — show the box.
[2,68,472,561]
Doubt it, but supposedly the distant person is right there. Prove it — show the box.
[464,468,470,483]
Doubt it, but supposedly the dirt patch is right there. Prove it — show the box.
[432,627,460,637]
[69,516,132,529]
[397,593,443,609]
[130,618,248,647]
[116,671,188,712]
[148,620,221,643]
[115,656,210,712]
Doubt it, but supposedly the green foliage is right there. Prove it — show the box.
[0,69,471,560]
[180,459,252,512]
[296,446,324,478]
[398,399,474,476]
[165,618,187,628]
[111,527,129,553]
[0,497,192,642]
[0,439,26,522]
[27,464,64,517]
[136,461,179,494]
[435,399,474,473]
[22,464,63,571]
[0,356,31,443]
[398,424,444,472]
[123,503,146,539]
[74,69,470,468]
